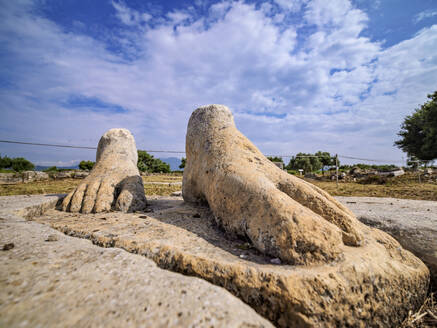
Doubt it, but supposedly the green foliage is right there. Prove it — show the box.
[0,155,12,169]
[137,150,170,173]
[179,157,186,169]
[315,151,335,175]
[10,157,34,172]
[267,156,284,163]
[43,166,59,172]
[340,163,400,172]
[286,153,322,173]
[395,91,437,161]
[79,160,95,170]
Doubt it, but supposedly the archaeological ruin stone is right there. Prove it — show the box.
[34,195,430,327]
[183,104,366,265]
[61,128,147,213]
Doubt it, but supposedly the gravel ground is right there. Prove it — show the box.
[336,196,437,230]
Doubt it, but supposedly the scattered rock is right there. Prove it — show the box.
[61,129,147,213]
[45,234,58,242]
[171,191,182,197]
[270,258,281,265]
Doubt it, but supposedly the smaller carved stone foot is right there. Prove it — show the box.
[61,128,147,213]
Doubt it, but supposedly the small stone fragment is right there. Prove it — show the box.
[171,191,182,197]
[270,258,281,265]
[45,235,58,242]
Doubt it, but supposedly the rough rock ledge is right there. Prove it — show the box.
[0,195,273,328]
[30,194,430,327]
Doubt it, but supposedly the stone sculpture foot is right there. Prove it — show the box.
[62,128,147,213]
[183,105,364,265]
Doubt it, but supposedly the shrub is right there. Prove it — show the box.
[137,150,170,173]
[0,155,12,169]
[358,175,388,185]
[79,160,95,171]
[43,166,59,172]
[11,157,35,172]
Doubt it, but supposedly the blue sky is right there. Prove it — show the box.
[0,0,436,166]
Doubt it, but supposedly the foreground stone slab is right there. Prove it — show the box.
[33,195,429,327]
[62,128,147,213]
[0,195,273,328]
[338,196,437,289]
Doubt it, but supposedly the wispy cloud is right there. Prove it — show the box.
[414,9,437,23]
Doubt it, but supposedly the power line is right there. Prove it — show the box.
[0,140,185,153]
[0,140,96,150]
[0,139,405,163]
[338,155,405,163]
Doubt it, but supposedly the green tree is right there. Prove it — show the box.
[315,151,334,175]
[0,155,12,169]
[137,150,170,173]
[79,160,95,170]
[11,157,34,172]
[179,157,186,169]
[286,153,322,173]
[43,166,59,172]
[395,91,437,161]
[267,156,284,163]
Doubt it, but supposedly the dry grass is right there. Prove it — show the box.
[401,293,437,328]
[142,174,182,183]
[1,173,436,200]
[0,177,181,196]
[0,178,81,196]
[311,180,437,201]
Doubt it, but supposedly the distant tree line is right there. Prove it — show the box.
[267,151,336,174]
[339,164,399,172]
[0,154,34,172]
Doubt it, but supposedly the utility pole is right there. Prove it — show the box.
[335,154,339,188]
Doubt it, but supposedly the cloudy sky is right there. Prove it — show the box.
[0,0,436,167]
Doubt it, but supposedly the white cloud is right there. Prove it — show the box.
[273,0,307,12]
[0,0,436,166]
[414,9,437,24]
[112,1,151,26]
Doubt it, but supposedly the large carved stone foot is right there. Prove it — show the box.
[62,129,147,213]
[183,105,364,265]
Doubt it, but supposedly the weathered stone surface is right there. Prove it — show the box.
[183,105,365,265]
[61,128,147,213]
[21,171,49,182]
[50,171,74,179]
[34,195,429,327]
[0,195,273,328]
[0,172,22,184]
[72,171,89,179]
[338,196,437,289]
[0,171,49,184]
